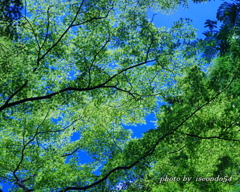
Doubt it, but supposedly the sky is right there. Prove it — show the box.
[1,0,229,191]
[126,0,226,139]
[149,0,225,39]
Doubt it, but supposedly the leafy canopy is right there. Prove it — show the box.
[0,0,239,191]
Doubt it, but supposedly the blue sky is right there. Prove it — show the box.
[149,0,225,39]
[1,0,229,191]
[128,0,226,139]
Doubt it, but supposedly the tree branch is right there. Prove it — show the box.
[12,110,50,190]
[70,8,113,27]
[87,38,111,88]
[184,133,240,142]
[0,59,155,112]
[36,0,86,64]
[61,147,80,157]
[57,76,235,191]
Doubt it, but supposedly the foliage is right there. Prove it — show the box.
[0,0,23,39]
[124,54,240,191]
[194,0,240,61]
[0,0,239,191]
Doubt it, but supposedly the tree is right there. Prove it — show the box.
[195,0,240,61]
[120,1,240,191]
[0,0,239,191]
[0,0,23,39]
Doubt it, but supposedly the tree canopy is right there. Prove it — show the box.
[0,0,239,191]
[0,0,23,39]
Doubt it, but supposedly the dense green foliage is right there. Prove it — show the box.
[192,0,240,61]
[0,0,239,191]
[0,0,23,39]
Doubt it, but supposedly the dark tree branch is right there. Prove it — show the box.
[38,105,96,134]
[87,38,111,88]
[57,76,235,191]
[150,14,157,23]
[36,0,86,64]
[184,133,240,142]
[181,121,240,142]
[4,81,28,105]
[23,16,40,50]
[39,5,52,51]
[1,1,86,106]
[70,7,113,27]
[168,144,187,154]
[0,59,155,112]
[20,174,37,183]
[61,147,80,157]
[103,85,139,100]
[12,110,50,190]
[0,5,152,112]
